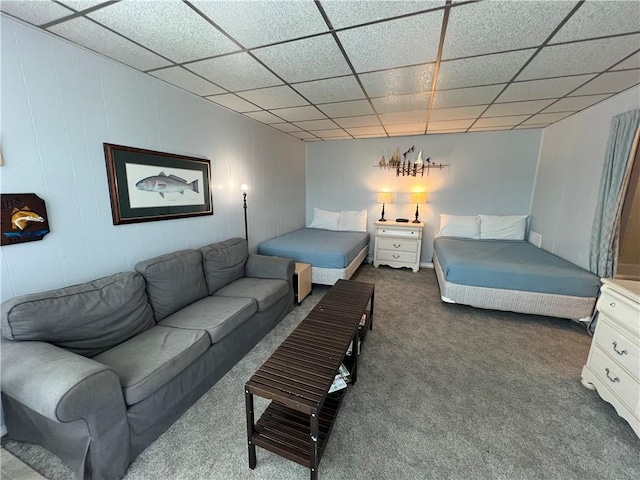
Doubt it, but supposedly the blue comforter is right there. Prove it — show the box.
[258,228,370,269]
[434,237,600,297]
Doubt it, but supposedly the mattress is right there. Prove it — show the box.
[433,237,600,298]
[258,228,370,269]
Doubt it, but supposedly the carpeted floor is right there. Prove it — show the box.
[3,264,640,479]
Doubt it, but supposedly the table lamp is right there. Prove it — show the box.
[377,192,393,221]
[410,192,426,223]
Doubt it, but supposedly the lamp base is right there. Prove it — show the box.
[411,219,420,223]
[378,217,387,222]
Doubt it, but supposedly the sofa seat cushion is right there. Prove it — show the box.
[159,296,257,344]
[93,325,209,406]
[213,278,288,312]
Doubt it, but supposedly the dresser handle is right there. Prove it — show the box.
[612,341,628,356]
[605,368,620,383]
[393,243,401,248]
[609,302,616,308]
[393,254,400,259]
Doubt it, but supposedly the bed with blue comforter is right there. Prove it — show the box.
[433,237,600,321]
[258,228,370,285]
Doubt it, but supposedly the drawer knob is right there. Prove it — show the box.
[605,367,620,383]
[393,254,400,259]
[612,341,628,356]
[609,302,616,308]
[394,243,401,248]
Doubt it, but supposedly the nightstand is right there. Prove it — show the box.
[373,220,424,272]
[293,262,312,305]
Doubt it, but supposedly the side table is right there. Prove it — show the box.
[373,220,423,272]
[294,262,312,305]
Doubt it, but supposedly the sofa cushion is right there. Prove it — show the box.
[93,325,209,406]
[1,272,155,358]
[135,250,208,322]
[213,278,289,312]
[159,296,257,344]
[199,238,248,295]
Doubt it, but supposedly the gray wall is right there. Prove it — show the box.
[0,16,306,302]
[530,85,640,270]
[306,129,542,262]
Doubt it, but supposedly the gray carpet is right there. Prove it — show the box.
[3,264,640,479]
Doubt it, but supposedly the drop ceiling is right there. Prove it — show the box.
[2,0,639,141]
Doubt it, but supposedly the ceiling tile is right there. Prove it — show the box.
[270,123,303,133]
[518,34,640,80]
[252,35,352,83]
[47,17,171,71]
[498,74,596,102]
[205,94,258,113]
[432,85,505,108]
[291,131,319,140]
[514,124,549,129]
[473,115,531,128]
[150,67,225,96]
[443,1,575,60]
[438,49,534,89]
[338,12,443,72]
[542,94,613,113]
[1,1,73,26]
[427,128,467,134]
[385,123,427,134]
[483,99,556,117]
[191,0,328,48]
[371,92,430,114]
[313,129,352,139]
[468,126,514,132]
[430,105,487,121]
[322,0,444,29]
[293,119,338,131]
[427,119,475,130]
[293,76,364,104]
[345,125,387,136]
[379,110,428,125]
[335,115,381,128]
[186,52,282,92]
[569,70,640,96]
[317,99,374,118]
[243,111,284,124]
[612,52,640,71]
[88,1,239,63]
[522,112,573,125]
[551,1,640,44]
[270,106,326,122]
[360,64,435,97]
[57,1,106,11]
[237,85,308,110]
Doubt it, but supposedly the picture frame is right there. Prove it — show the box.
[104,143,213,225]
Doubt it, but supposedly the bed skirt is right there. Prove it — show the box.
[312,246,369,285]
[433,253,596,321]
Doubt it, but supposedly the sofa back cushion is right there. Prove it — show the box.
[1,272,155,357]
[199,238,248,295]
[135,249,208,321]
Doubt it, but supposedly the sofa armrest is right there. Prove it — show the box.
[246,254,294,283]
[1,339,125,423]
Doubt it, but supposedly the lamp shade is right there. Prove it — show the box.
[410,192,427,204]
[377,192,393,204]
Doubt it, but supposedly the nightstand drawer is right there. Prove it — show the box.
[377,227,421,238]
[595,318,639,380]
[377,250,417,263]
[590,346,640,417]
[597,287,640,338]
[377,238,419,253]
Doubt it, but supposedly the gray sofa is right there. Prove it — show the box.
[1,238,293,480]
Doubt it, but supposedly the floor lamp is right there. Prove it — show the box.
[241,184,248,241]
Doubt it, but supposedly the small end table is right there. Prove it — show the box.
[294,262,312,305]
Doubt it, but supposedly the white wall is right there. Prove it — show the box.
[529,86,640,270]
[0,16,306,303]
[306,129,542,263]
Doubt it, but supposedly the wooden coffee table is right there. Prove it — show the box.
[245,279,375,479]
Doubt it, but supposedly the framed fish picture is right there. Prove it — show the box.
[104,144,213,225]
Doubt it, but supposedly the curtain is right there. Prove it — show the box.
[589,108,640,278]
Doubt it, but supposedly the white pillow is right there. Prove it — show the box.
[309,207,340,230]
[436,214,480,239]
[479,214,528,240]
[338,210,367,232]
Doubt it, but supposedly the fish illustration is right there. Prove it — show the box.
[11,207,44,230]
[135,172,199,198]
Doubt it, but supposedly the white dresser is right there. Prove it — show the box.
[373,220,423,272]
[581,278,640,437]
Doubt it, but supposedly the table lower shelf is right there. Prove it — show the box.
[252,391,345,468]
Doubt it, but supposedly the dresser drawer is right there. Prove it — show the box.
[590,346,640,417]
[377,250,417,263]
[595,318,640,381]
[377,238,419,253]
[597,287,640,338]
[377,227,421,238]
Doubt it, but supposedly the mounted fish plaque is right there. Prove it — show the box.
[104,144,213,225]
[1,194,50,246]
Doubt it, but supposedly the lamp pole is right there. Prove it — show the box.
[241,184,248,241]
